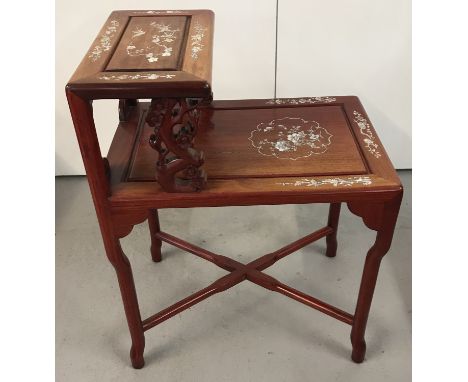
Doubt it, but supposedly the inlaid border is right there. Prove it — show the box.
[190,23,207,59]
[353,111,381,158]
[88,20,120,62]
[132,10,184,15]
[98,73,176,81]
[266,97,336,105]
[277,176,372,187]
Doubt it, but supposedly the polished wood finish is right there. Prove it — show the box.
[67,10,214,100]
[326,203,341,258]
[129,102,367,180]
[148,210,162,262]
[107,16,190,71]
[66,9,403,369]
[146,98,207,192]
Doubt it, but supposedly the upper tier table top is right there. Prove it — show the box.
[67,10,214,99]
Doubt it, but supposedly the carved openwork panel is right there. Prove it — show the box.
[146,98,207,192]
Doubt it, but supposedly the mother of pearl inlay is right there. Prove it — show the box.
[277,176,372,187]
[353,111,381,159]
[249,117,333,160]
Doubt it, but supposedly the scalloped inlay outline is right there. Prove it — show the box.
[97,73,176,81]
[126,22,181,63]
[266,97,336,105]
[190,23,207,59]
[88,20,120,62]
[277,176,372,187]
[353,111,382,158]
[249,117,333,160]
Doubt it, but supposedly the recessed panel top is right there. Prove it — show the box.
[128,102,370,181]
[106,16,189,71]
[67,10,214,99]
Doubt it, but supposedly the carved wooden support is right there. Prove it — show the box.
[147,98,207,193]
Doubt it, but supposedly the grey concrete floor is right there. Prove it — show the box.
[56,171,411,382]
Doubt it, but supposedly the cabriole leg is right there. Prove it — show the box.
[148,209,162,262]
[325,203,341,257]
[348,194,402,363]
[108,239,146,368]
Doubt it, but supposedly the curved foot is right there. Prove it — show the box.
[351,340,366,363]
[130,345,145,369]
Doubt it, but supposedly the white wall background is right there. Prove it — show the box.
[56,0,411,175]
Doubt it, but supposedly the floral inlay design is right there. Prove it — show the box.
[277,176,372,187]
[98,73,176,81]
[190,23,207,59]
[353,111,381,158]
[126,22,181,63]
[249,117,333,160]
[89,20,120,62]
[133,10,183,15]
[266,97,336,105]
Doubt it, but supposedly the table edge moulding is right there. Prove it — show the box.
[66,9,403,369]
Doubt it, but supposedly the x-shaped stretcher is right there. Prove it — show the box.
[142,226,353,332]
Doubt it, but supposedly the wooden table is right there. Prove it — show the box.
[67,10,403,369]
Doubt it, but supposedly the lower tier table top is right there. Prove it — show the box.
[106,97,401,210]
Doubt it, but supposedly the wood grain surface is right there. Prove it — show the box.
[67,10,214,99]
[66,9,403,369]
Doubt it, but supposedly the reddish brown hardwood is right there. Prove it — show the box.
[142,226,356,330]
[66,9,403,370]
[148,210,162,262]
[130,102,368,181]
[67,10,214,100]
[326,203,341,257]
[146,98,207,192]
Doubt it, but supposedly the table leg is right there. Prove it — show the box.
[325,203,341,257]
[108,238,146,369]
[148,210,162,262]
[67,91,146,368]
[349,195,402,362]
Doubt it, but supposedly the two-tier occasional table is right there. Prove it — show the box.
[66,10,403,369]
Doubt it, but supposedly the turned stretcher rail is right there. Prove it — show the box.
[275,284,353,325]
[142,271,246,331]
[144,225,352,331]
[252,226,333,270]
[156,226,333,272]
[156,231,242,271]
